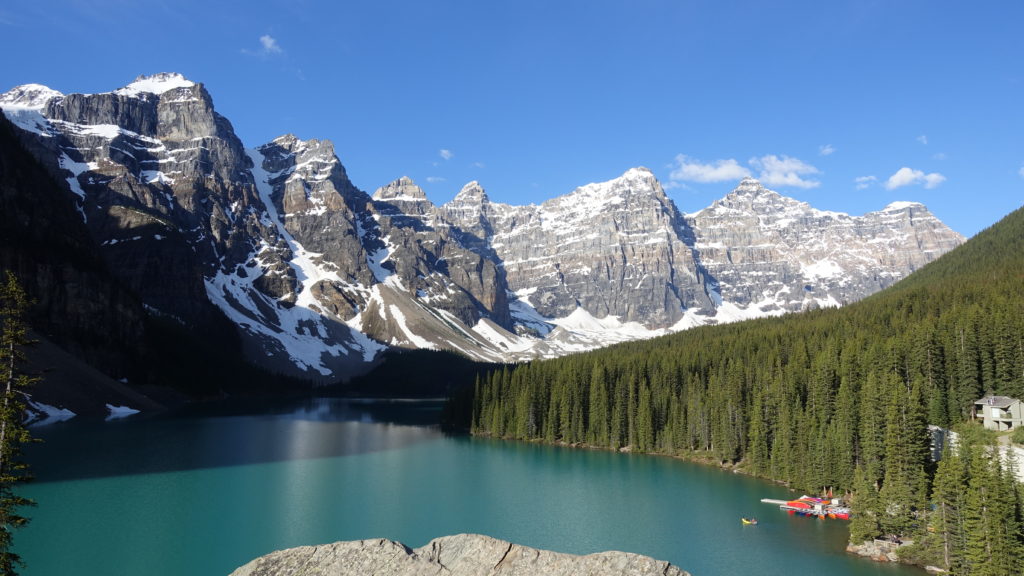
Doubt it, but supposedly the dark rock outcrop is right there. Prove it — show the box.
[0,112,146,379]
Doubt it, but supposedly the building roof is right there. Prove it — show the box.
[975,395,1020,409]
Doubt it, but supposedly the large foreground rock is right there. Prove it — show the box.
[229,533,689,576]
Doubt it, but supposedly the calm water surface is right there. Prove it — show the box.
[19,398,920,576]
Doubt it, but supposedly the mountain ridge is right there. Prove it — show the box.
[0,73,966,384]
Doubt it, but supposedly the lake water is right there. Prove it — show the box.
[18,398,919,576]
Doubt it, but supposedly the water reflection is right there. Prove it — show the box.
[25,397,446,483]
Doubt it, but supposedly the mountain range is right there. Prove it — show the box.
[0,73,964,385]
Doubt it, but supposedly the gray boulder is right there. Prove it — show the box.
[229,534,689,576]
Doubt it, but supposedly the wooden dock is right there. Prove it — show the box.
[761,496,850,520]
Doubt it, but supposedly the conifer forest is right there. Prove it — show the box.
[459,207,1024,574]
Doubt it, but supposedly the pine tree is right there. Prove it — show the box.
[962,442,1019,576]
[746,388,769,476]
[878,374,929,538]
[858,371,886,485]
[0,272,37,575]
[587,363,609,445]
[849,464,882,544]
[636,380,653,452]
[923,440,968,573]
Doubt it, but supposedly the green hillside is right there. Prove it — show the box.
[458,206,1024,573]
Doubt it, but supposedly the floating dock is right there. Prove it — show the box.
[761,496,850,520]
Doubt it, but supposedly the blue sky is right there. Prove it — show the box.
[2,1,1021,237]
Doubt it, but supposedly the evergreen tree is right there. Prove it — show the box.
[588,363,609,445]
[923,438,969,573]
[746,388,769,476]
[858,371,886,485]
[636,380,653,452]
[878,376,929,538]
[962,437,1022,576]
[0,272,37,575]
[849,464,882,544]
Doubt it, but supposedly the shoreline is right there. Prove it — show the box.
[466,431,937,571]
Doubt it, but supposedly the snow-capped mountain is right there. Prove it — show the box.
[685,177,962,321]
[0,74,965,379]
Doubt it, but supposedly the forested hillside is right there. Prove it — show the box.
[460,206,1024,573]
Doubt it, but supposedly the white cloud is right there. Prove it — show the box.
[426,176,446,183]
[473,161,485,169]
[259,35,282,54]
[439,149,453,161]
[1018,165,1024,179]
[932,152,947,161]
[819,144,835,156]
[884,166,945,190]
[855,175,877,190]
[923,172,946,188]
[749,154,821,189]
[669,154,750,183]
[917,135,928,145]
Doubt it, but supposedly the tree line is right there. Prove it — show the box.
[456,206,1024,574]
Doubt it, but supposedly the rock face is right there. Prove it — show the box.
[0,112,146,379]
[1,73,967,382]
[444,168,711,328]
[686,178,964,319]
[229,534,690,576]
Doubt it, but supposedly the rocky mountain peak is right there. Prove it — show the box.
[259,134,301,163]
[704,178,806,216]
[727,177,780,202]
[881,200,928,213]
[734,176,765,194]
[114,72,196,97]
[0,83,64,110]
[265,133,336,160]
[622,166,656,180]
[373,176,429,202]
[596,167,660,194]
[556,167,663,209]
[270,133,301,148]
[452,180,489,205]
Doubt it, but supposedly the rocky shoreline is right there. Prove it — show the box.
[846,538,911,563]
[230,533,690,576]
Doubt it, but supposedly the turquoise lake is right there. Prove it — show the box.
[17,398,920,575]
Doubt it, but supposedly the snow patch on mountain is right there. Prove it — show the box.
[0,84,62,135]
[471,319,535,353]
[24,395,77,426]
[802,259,843,280]
[366,237,395,283]
[0,83,63,110]
[388,305,437,349]
[115,73,195,97]
[199,149,386,375]
[884,201,924,211]
[507,289,554,336]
